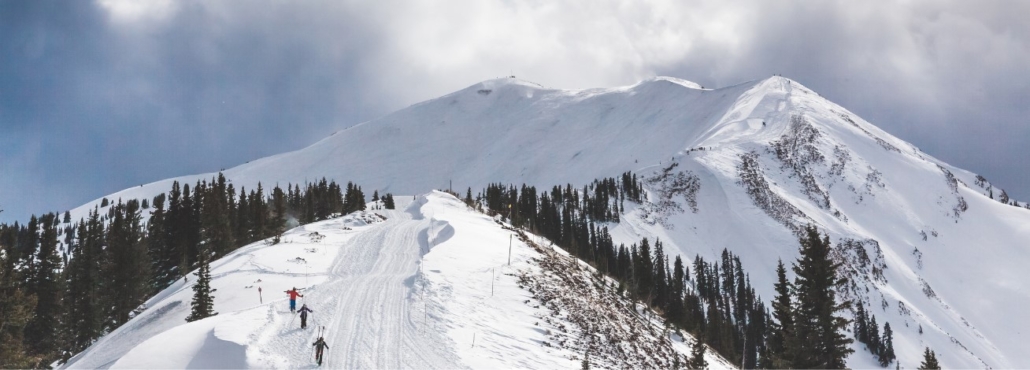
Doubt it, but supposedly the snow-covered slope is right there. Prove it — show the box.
[63,192,731,369]
[66,75,1030,368]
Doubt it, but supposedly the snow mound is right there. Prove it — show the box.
[651,76,705,89]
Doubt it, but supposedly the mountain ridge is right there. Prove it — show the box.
[63,75,1030,368]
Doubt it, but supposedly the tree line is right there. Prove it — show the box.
[0,174,386,368]
[471,176,896,369]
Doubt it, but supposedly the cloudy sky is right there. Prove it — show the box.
[1,0,1028,222]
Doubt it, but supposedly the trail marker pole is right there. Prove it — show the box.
[491,268,495,296]
[259,287,263,304]
[508,234,512,266]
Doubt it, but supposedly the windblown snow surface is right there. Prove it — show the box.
[64,76,1030,368]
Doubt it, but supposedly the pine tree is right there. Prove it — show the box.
[634,238,654,301]
[186,252,217,322]
[342,182,366,213]
[769,259,794,368]
[104,201,151,328]
[880,322,896,366]
[688,339,708,369]
[653,240,669,309]
[235,187,251,244]
[918,347,940,370]
[791,225,853,369]
[62,211,104,356]
[180,183,202,274]
[0,225,39,368]
[202,175,235,258]
[854,301,868,345]
[167,181,187,280]
[148,194,174,291]
[272,186,287,244]
[668,256,686,325]
[869,315,881,357]
[250,183,267,241]
[24,213,64,363]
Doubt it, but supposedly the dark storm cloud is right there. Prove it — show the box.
[1,1,387,222]
[1,0,1028,222]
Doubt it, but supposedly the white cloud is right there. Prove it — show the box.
[97,0,178,24]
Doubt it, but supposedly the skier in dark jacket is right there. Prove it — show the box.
[285,287,303,312]
[313,336,329,366]
[298,304,313,329]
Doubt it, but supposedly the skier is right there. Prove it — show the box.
[298,304,313,329]
[313,336,329,366]
[285,287,303,312]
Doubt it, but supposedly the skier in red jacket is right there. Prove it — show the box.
[285,287,303,312]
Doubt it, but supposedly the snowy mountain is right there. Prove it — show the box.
[64,75,1030,368]
[62,192,734,369]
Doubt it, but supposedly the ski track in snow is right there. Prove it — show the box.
[249,209,460,369]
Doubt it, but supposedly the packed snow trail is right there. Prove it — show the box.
[323,205,456,369]
[251,201,460,369]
